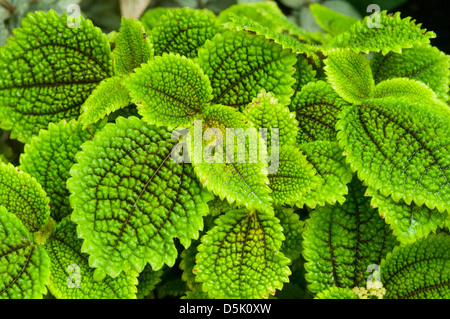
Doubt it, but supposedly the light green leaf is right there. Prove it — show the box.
[126,53,213,128]
[268,145,321,206]
[310,3,358,36]
[297,141,353,208]
[243,90,298,149]
[290,80,350,144]
[330,11,436,55]
[0,206,50,299]
[337,96,450,213]
[324,49,374,105]
[19,119,103,222]
[189,104,273,214]
[0,162,50,233]
[45,218,138,299]
[224,13,321,66]
[194,209,291,298]
[372,77,442,103]
[381,233,450,299]
[302,177,397,293]
[198,30,297,110]
[79,76,131,129]
[0,10,113,143]
[112,17,153,75]
[371,45,450,101]
[67,116,213,277]
[367,187,448,245]
[151,7,222,59]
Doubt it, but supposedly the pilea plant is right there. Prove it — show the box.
[0,1,449,300]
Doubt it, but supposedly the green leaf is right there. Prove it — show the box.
[79,76,131,129]
[19,119,103,222]
[275,208,304,261]
[337,97,450,213]
[136,264,164,299]
[310,3,358,36]
[224,13,321,66]
[188,104,273,214]
[126,53,213,128]
[140,7,170,31]
[330,11,436,55]
[0,162,50,233]
[367,187,448,245]
[45,218,138,299]
[151,7,222,59]
[0,10,113,143]
[291,55,317,93]
[302,177,397,293]
[268,145,321,206]
[290,80,350,144]
[198,30,297,110]
[67,116,213,277]
[381,233,450,299]
[372,77,442,103]
[194,209,291,298]
[242,90,298,149]
[370,45,450,101]
[112,17,153,75]
[324,49,374,105]
[315,286,358,299]
[296,141,353,208]
[0,206,50,299]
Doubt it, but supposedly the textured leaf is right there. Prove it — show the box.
[151,7,222,59]
[275,208,303,261]
[371,45,450,101]
[19,119,103,222]
[67,116,213,277]
[112,17,153,75]
[315,286,358,299]
[330,11,436,55]
[136,264,164,299]
[189,104,273,214]
[290,80,350,144]
[372,77,442,103]
[367,187,448,245]
[224,13,321,66]
[243,90,298,149]
[324,49,374,105]
[0,206,50,299]
[194,209,291,298]
[45,218,138,299]
[79,76,131,129]
[126,53,212,128]
[140,7,170,31]
[268,145,321,206]
[302,177,397,293]
[297,141,353,208]
[291,55,317,93]
[0,162,50,233]
[217,1,298,35]
[198,30,297,110]
[381,233,450,299]
[337,97,450,213]
[0,10,113,143]
[310,3,358,36]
